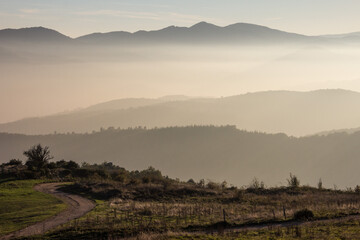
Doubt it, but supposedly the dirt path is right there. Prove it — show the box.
[1,183,95,240]
[2,183,360,239]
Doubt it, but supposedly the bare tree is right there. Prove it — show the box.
[24,144,53,171]
[287,173,300,188]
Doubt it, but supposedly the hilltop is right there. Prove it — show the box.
[1,125,360,188]
[1,89,360,136]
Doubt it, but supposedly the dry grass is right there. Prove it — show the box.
[41,187,360,239]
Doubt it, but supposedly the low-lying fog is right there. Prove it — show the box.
[2,43,360,125]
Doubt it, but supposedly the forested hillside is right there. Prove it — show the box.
[1,125,359,188]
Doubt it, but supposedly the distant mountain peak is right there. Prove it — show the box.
[190,21,220,29]
[1,22,313,45]
[0,26,71,43]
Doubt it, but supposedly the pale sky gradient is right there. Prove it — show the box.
[1,0,360,37]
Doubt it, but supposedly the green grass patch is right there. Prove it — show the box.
[0,180,66,236]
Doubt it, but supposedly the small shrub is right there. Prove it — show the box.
[142,176,150,184]
[248,177,265,190]
[233,189,244,200]
[318,178,323,190]
[294,209,314,220]
[287,173,300,188]
[355,185,360,194]
[198,179,205,188]
[187,178,196,184]
[207,181,220,190]
[139,208,153,216]
[7,159,23,166]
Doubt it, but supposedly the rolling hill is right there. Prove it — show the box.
[1,125,360,188]
[1,89,360,136]
[3,22,360,47]
[76,22,313,45]
[0,22,328,46]
[0,27,72,43]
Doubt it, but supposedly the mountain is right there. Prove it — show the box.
[76,22,314,45]
[0,22,357,65]
[321,32,360,38]
[0,22,314,46]
[1,89,360,136]
[0,22,321,64]
[318,32,360,45]
[1,125,360,188]
[82,98,167,112]
[315,126,360,136]
[1,23,360,46]
[82,96,192,112]
[0,27,72,44]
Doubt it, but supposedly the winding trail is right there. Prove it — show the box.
[2,183,360,239]
[1,183,95,240]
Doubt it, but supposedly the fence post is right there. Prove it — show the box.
[283,206,287,220]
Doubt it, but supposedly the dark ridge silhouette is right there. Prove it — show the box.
[0,22,359,46]
[75,31,132,44]
[0,27,72,43]
[76,22,313,45]
[1,89,360,136]
[1,125,360,188]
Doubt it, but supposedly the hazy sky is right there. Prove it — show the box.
[2,0,360,124]
[1,0,360,37]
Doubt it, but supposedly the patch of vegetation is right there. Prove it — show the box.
[166,218,360,240]
[19,219,360,240]
[0,180,66,236]
[4,145,360,239]
[294,209,314,220]
[21,179,360,239]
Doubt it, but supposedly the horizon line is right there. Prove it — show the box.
[2,21,358,39]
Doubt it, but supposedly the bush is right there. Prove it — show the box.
[187,178,196,184]
[112,172,127,183]
[142,176,150,184]
[233,189,244,200]
[59,169,72,178]
[294,209,314,220]
[24,144,53,171]
[207,181,221,190]
[287,173,300,188]
[318,178,323,190]
[7,159,22,166]
[139,209,153,216]
[248,177,265,190]
[73,168,94,178]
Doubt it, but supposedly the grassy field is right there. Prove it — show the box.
[21,217,360,240]
[18,180,360,240]
[164,218,360,240]
[3,160,360,240]
[0,179,66,236]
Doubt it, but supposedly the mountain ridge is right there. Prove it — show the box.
[75,21,312,45]
[2,22,359,46]
[1,89,360,136]
[1,125,360,188]
[0,22,325,45]
[0,26,72,43]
